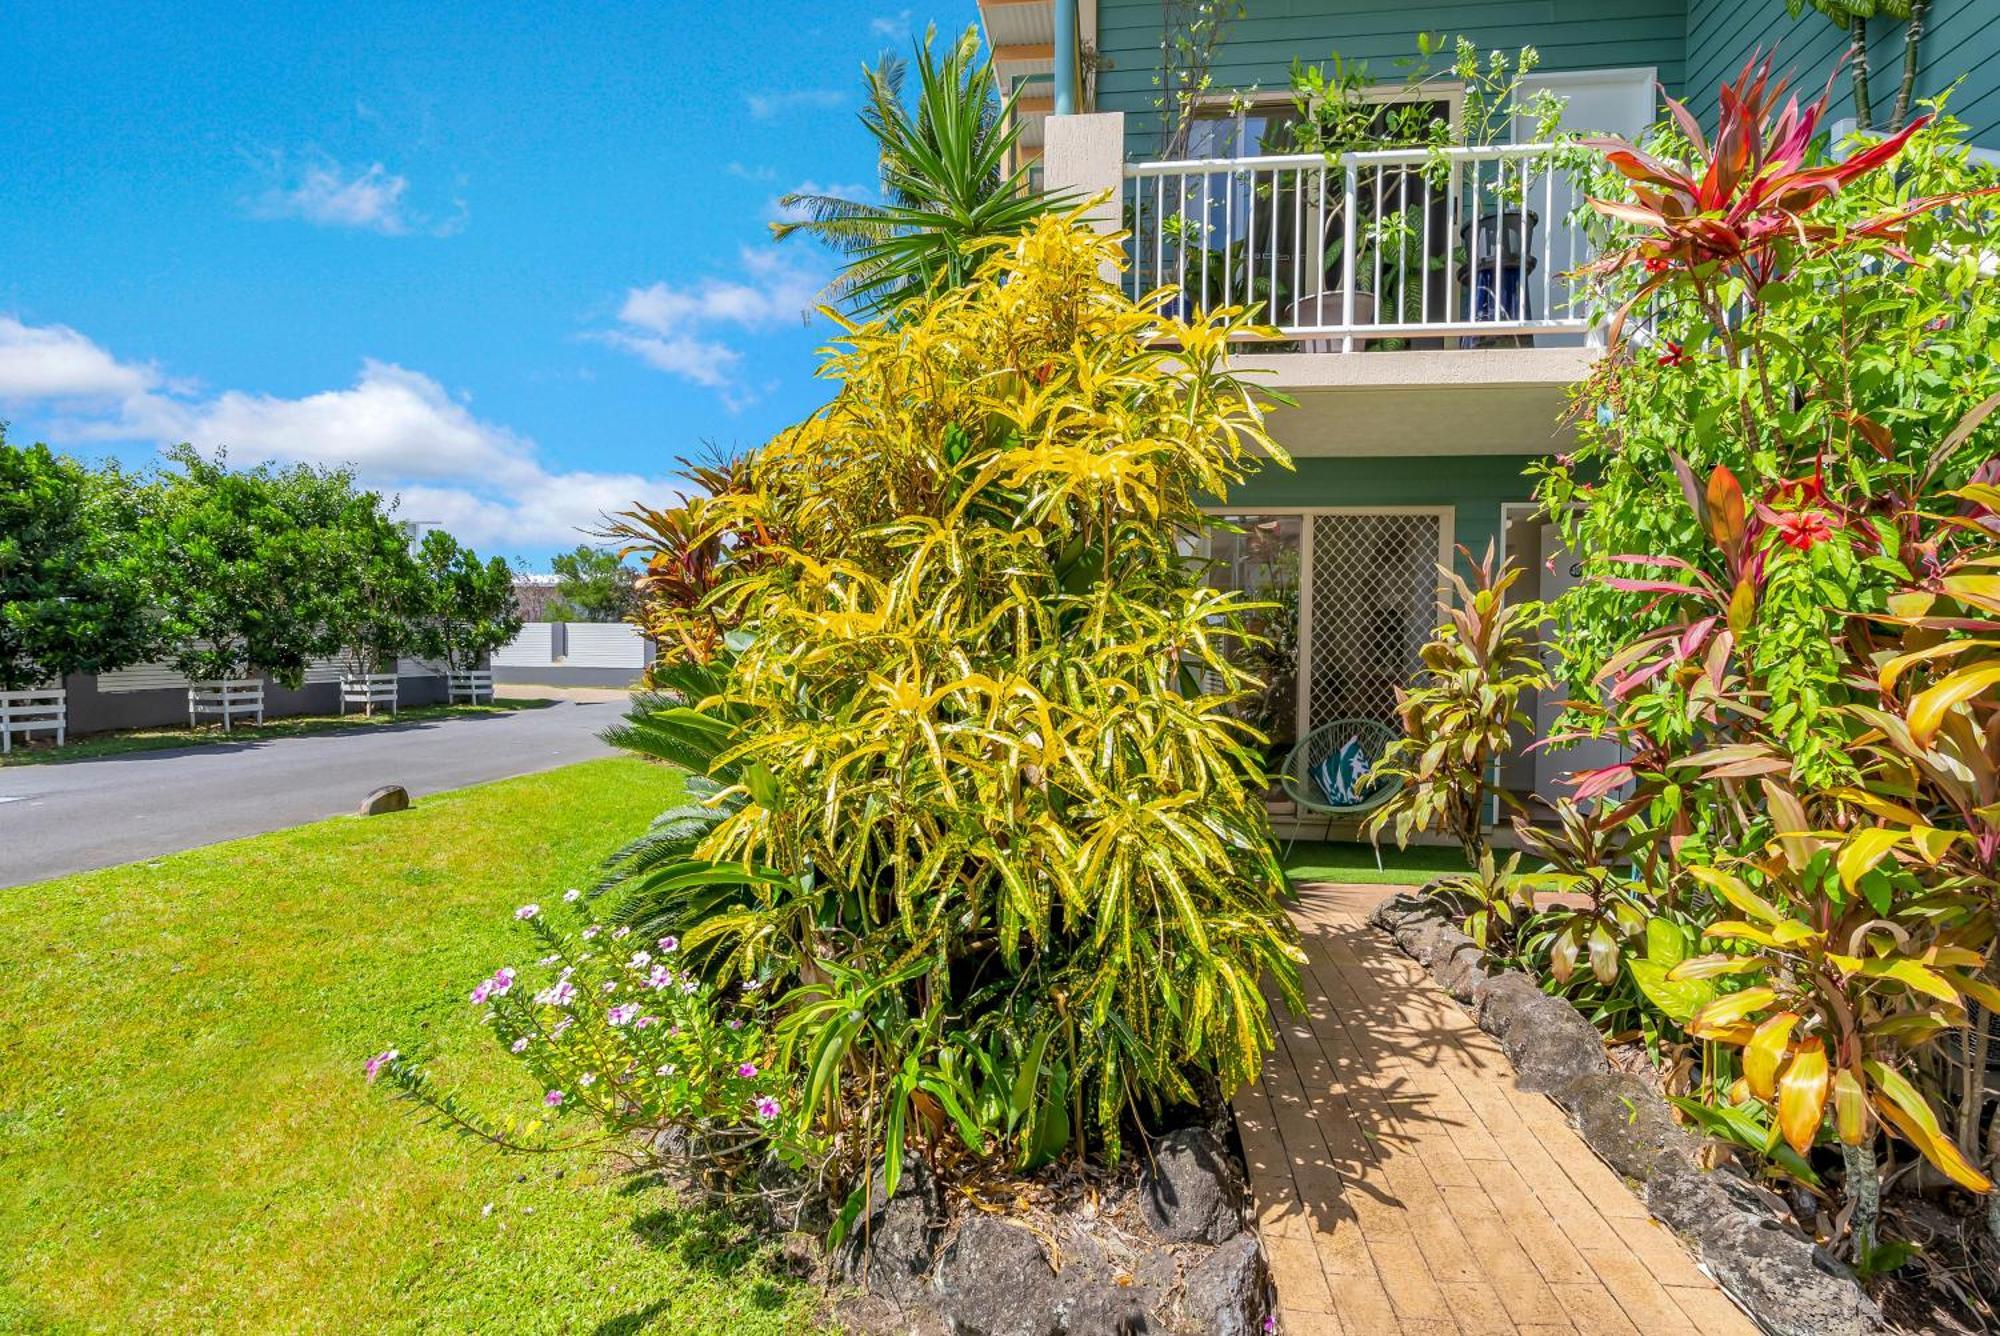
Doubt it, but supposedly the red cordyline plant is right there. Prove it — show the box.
[1582,52,1951,343]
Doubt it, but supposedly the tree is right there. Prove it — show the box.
[0,430,151,691]
[544,544,633,623]
[1783,0,1929,131]
[135,447,376,686]
[770,26,1070,316]
[414,529,521,672]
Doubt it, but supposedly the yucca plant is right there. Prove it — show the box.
[771,25,1071,317]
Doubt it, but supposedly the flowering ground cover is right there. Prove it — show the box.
[0,757,823,1334]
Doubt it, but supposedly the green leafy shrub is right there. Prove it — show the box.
[0,429,150,690]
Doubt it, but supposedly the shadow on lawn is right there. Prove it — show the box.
[602,1172,797,1327]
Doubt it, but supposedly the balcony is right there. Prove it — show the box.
[1120,142,1593,351]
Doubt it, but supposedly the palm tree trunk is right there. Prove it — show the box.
[1849,21,1875,132]
[1891,0,1930,131]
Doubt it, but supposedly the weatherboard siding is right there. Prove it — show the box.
[1095,0,1688,156]
[1682,0,1997,144]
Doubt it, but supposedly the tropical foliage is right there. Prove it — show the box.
[415,528,524,673]
[770,26,1069,316]
[545,543,635,624]
[1366,547,1549,865]
[1519,59,2000,1258]
[381,218,1305,1218]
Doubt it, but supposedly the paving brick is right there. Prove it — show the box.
[1250,888,1744,1336]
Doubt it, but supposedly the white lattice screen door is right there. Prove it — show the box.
[1297,511,1448,737]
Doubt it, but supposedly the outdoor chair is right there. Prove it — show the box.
[1277,718,1403,868]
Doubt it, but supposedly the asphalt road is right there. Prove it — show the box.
[0,700,627,888]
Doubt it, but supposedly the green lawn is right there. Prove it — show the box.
[0,758,825,1334]
[0,698,558,767]
[1280,839,1466,886]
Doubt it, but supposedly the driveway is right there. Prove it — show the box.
[0,700,627,888]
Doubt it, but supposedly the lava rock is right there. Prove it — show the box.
[835,1157,943,1309]
[358,784,409,815]
[932,1216,1062,1336]
[1558,1071,1696,1181]
[1179,1233,1271,1336]
[1699,1211,1883,1336]
[1140,1127,1246,1245]
[1477,974,1610,1093]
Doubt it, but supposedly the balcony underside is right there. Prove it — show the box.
[1234,347,1592,456]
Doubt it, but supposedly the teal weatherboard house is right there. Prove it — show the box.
[976,0,2000,824]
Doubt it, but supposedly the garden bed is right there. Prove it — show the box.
[830,1119,1271,1336]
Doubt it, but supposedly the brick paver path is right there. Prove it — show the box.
[1238,883,1757,1336]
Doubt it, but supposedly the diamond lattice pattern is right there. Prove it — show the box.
[1307,512,1443,733]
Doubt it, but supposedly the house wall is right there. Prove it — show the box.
[1094,0,1689,156]
[1685,0,2000,145]
[1218,451,1537,575]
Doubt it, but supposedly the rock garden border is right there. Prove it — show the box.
[831,1121,1276,1336]
[1368,888,1886,1336]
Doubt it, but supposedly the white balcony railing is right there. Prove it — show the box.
[1122,142,1593,349]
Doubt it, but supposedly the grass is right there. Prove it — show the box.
[0,698,558,767]
[0,757,825,1335]
[1280,839,1468,887]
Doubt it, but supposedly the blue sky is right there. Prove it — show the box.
[0,1,976,565]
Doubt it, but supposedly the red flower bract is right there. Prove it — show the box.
[1774,509,1835,551]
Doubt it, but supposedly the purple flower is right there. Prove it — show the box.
[536,979,577,1007]
[563,888,582,903]
[627,950,652,970]
[510,1037,531,1054]
[490,967,516,996]
[364,1049,398,1083]
[550,1016,573,1039]
[656,1062,678,1077]
[727,1018,744,1031]
[736,1062,758,1079]
[679,978,698,995]
[634,1015,660,1029]
[754,1095,780,1122]
[538,954,561,967]
[657,936,679,953]
[612,926,631,940]
[578,1072,596,1088]
[469,980,494,1005]
[607,1003,640,1027]
[580,925,600,940]
[515,904,540,921]
[602,980,618,995]
[544,1089,564,1107]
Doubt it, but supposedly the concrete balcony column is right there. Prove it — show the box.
[1043,110,1124,251]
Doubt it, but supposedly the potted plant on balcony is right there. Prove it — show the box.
[1277,34,1566,349]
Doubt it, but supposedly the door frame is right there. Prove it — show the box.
[1203,504,1455,739]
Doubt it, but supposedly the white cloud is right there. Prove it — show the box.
[245,152,464,236]
[744,88,846,121]
[594,248,822,405]
[870,9,913,37]
[0,316,163,399]
[726,161,777,183]
[0,317,672,552]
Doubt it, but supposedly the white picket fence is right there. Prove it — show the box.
[448,670,494,704]
[340,673,399,716]
[0,688,66,754]
[188,679,265,731]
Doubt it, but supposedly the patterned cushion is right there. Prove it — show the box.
[1310,736,1375,807]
